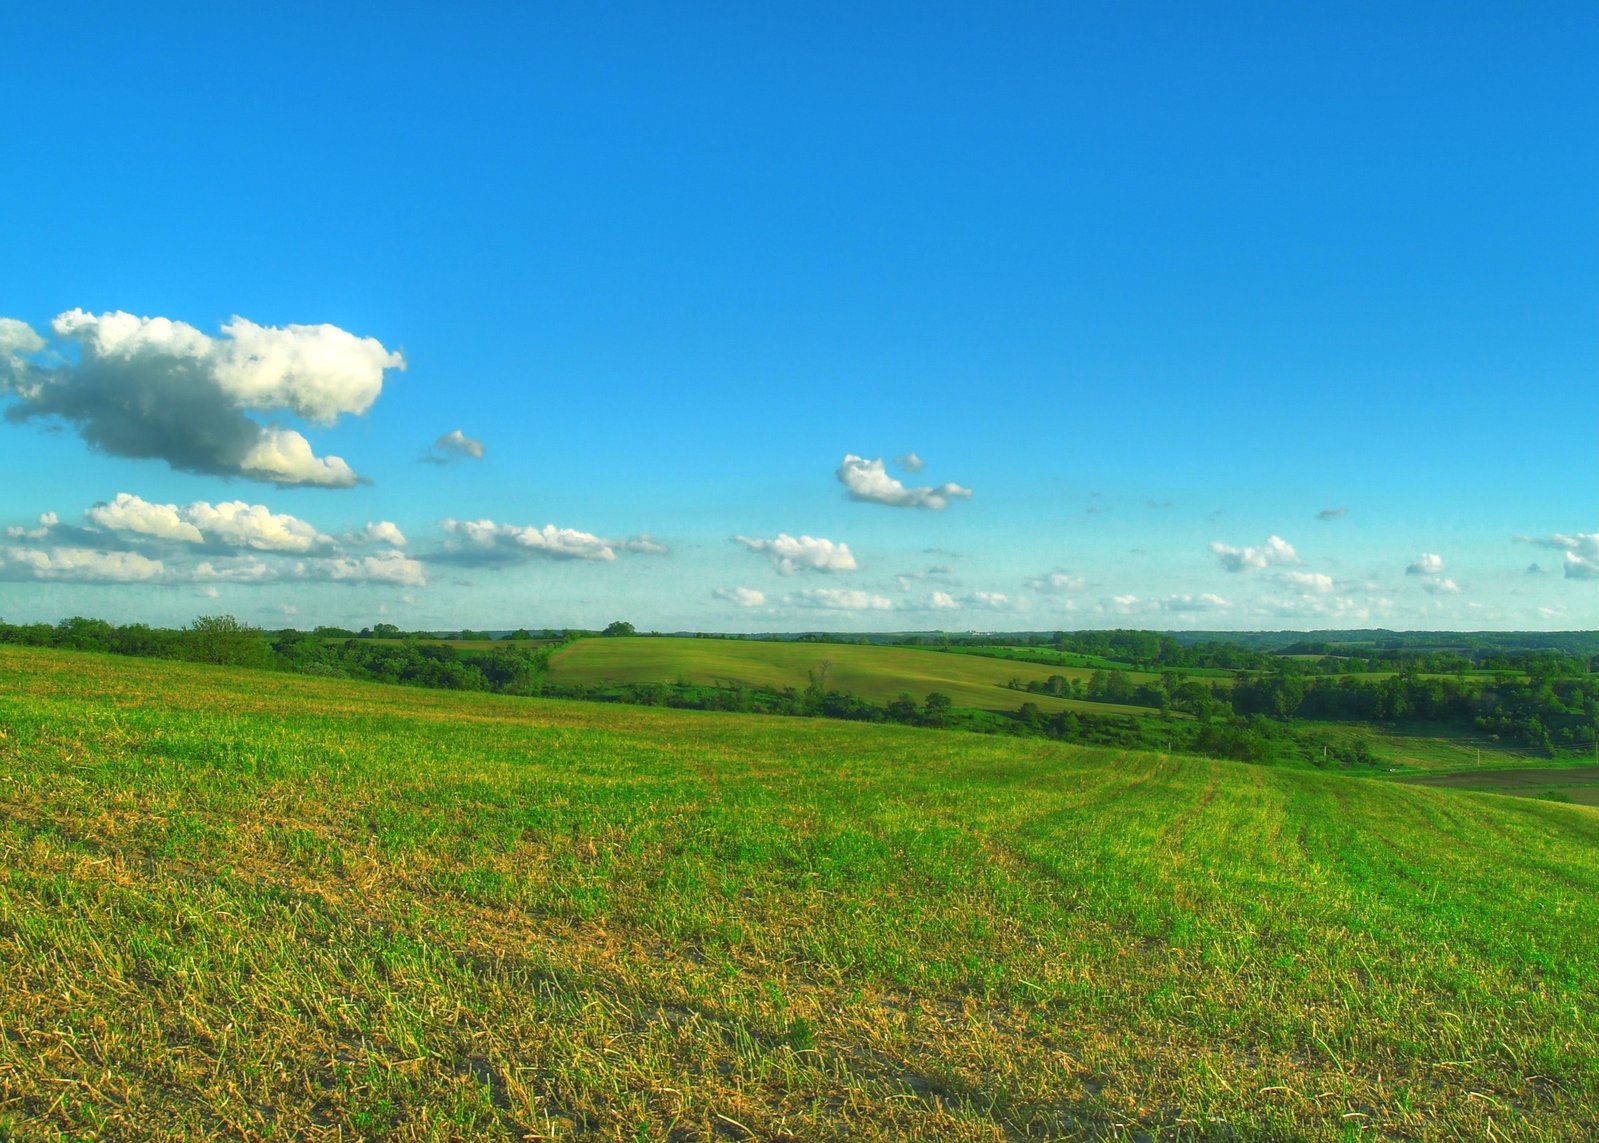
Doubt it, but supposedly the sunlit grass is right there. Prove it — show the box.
[548,636,1160,716]
[1,647,1596,1140]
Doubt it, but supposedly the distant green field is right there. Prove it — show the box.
[1,647,1597,1140]
[549,637,1161,717]
[1298,720,1553,773]
[1397,767,1599,806]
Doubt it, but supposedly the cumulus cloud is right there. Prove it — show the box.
[1209,535,1299,572]
[1026,571,1087,593]
[0,545,165,583]
[734,533,857,575]
[0,317,46,358]
[1316,507,1349,521]
[437,518,619,563]
[0,310,402,486]
[929,590,959,610]
[191,549,427,588]
[423,428,486,464]
[1517,532,1599,580]
[6,512,57,541]
[351,521,407,547]
[836,454,972,510]
[893,452,925,473]
[1421,577,1461,595]
[191,557,277,583]
[713,586,767,607]
[1277,570,1335,594]
[315,550,428,587]
[781,588,893,611]
[87,493,332,553]
[1406,553,1446,576]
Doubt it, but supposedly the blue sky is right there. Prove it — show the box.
[1,2,1594,632]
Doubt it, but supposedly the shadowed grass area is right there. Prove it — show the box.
[1,646,1596,1141]
[549,636,1160,716]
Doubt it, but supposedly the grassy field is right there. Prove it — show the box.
[1396,767,1599,807]
[2,647,1597,1141]
[548,637,1160,717]
[1297,720,1555,774]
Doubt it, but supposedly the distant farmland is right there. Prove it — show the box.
[548,636,1162,717]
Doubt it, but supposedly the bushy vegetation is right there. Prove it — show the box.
[4,617,1595,770]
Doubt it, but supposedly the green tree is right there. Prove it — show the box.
[184,615,270,668]
[602,620,636,637]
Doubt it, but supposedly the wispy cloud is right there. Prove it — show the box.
[713,586,766,607]
[0,310,402,486]
[1405,553,1445,576]
[781,587,893,611]
[422,428,485,464]
[1026,571,1087,593]
[893,452,925,474]
[1316,507,1349,521]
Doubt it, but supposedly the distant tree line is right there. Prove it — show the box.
[3,616,1594,763]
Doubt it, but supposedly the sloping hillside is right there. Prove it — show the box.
[549,636,1158,716]
[1,647,1595,1141]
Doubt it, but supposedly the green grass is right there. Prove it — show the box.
[1297,720,1555,773]
[1,646,1597,1141]
[550,636,1162,717]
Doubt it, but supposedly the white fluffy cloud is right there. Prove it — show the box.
[929,590,959,610]
[352,521,407,547]
[713,586,767,607]
[239,427,361,488]
[191,557,277,584]
[315,550,428,587]
[734,533,857,575]
[87,493,332,553]
[6,512,57,541]
[1277,570,1335,594]
[1518,532,1599,580]
[436,518,665,564]
[782,588,893,611]
[1421,577,1462,595]
[836,454,972,510]
[894,452,925,473]
[0,546,165,583]
[1406,553,1446,576]
[1209,535,1299,572]
[0,310,402,486]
